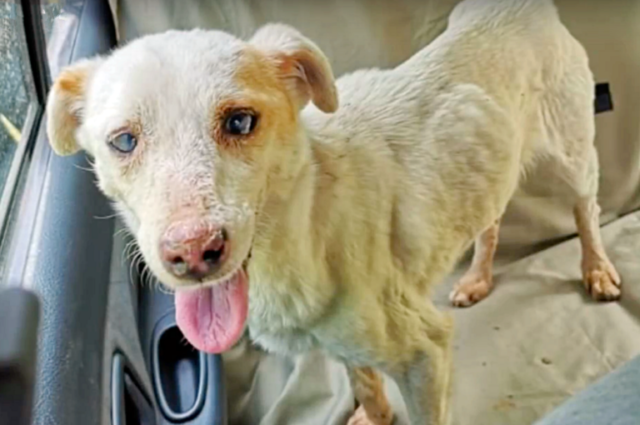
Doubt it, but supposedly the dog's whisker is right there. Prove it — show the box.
[180,336,192,347]
[123,241,140,263]
[72,163,94,173]
[157,283,174,296]
[142,264,156,288]
[127,249,144,285]
[94,213,119,220]
[114,227,132,238]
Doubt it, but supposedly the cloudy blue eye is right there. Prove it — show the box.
[225,111,257,136]
[109,132,137,153]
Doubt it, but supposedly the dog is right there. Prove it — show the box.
[46,0,619,423]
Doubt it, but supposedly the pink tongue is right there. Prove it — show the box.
[175,269,249,354]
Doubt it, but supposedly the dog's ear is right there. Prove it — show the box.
[46,58,102,156]
[250,24,338,113]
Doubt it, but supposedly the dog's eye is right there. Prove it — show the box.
[225,112,257,136]
[109,132,137,154]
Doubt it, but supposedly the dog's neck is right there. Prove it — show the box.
[254,125,323,259]
[247,121,344,333]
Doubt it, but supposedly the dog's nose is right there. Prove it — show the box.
[159,220,228,280]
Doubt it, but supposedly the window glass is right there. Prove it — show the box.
[41,0,64,39]
[41,1,83,78]
[0,1,84,287]
[0,1,33,195]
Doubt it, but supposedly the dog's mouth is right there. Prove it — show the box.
[174,251,252,354]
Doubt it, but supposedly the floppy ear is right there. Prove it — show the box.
[250,24,338,113]
[46,58,102,156]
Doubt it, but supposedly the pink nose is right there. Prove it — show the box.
[159,219,228,280]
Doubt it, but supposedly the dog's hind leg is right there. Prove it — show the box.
[449,219,500,307]
[550,142,620,300]
[571,146,621,301]
[541,35,621,301]
[574,193,620,301]
[346,367,393,425]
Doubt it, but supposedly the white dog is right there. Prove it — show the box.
[46,0,618,423]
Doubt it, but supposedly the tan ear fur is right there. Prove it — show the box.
[46,58,102,156]
[250,24,338,113]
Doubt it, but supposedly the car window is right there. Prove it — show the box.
[41,0,64,39]
[0,1,73,201]
[42,1,83,78]
[0,0,72,287]
[0,1,33,196]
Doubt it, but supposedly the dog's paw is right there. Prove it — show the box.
[583,259,621,302]
[449,274,492,308]
[347,406,392,425]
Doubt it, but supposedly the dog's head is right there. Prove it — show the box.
[46,25,337,353]
[47,24,337,285]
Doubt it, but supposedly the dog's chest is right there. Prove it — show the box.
[248,327,319,356]
[247,296,321,355]
[246,292,319,355]
[245,261,336,355]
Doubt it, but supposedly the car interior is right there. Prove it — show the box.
[2,1,640,425]
[1,1,225,425]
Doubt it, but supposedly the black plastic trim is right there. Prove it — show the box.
[112,352,157,425]
[20,0,50,106]
[0,104,41,242]
[595,82,614,114]
[0,288,40,425]
[3,1,117,425]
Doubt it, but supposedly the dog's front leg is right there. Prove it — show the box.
[346,366,393,425]
[450,219,500,307]
[389,340,452,425]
